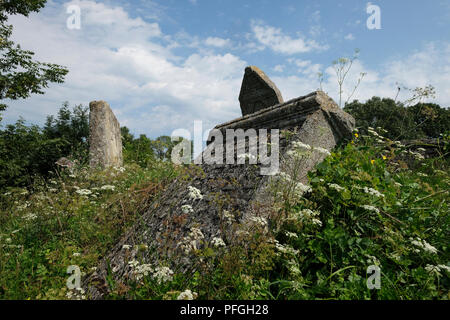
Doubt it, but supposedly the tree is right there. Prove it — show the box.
[0,0,68,118]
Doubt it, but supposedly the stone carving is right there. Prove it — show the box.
[238,66,284,116]
[89,100,123,168]
[84,69,354,299]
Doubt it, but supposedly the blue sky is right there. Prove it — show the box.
[3,0,450,138]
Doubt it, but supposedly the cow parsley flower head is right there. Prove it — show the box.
[211,237,226,248]
[152,266,174,284]
[76,189,92,196]
[188,186,203,200]
[328,183,345,192]
[177,289,198,300]
[181,204,194,214]
[361,204,380,214]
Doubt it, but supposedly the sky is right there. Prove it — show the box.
[2,0,450,139]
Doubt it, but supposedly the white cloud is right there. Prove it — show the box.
[250,20,328,55]
[276,43,450,108]
[273,64,285,72]
[4,0,246,138]
[205,37,231,48]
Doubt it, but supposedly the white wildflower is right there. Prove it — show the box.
[188,186,203,200]
[292,141,311,150]
[122,244,132,250]
[285,231,298,239]
[363,187,385,198]
[22,213,37,221]
[181,205,194,214]
[152,266,174,284]
[425,264,441,276]
[314,146,331,156]
[177,289,198,300]
[76,189,92,196]
[100,185,115,191]
[410,237,438,254]
[211,237,226,248]
[222,210,235,225]
[248,216,268,228]
[361,205,380,214]
[73,252,81,257]
[328,183,345,192]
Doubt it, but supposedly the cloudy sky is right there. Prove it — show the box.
[3,0,450,138]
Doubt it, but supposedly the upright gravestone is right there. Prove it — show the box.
[89,100,123,168]
[238,66,284,116]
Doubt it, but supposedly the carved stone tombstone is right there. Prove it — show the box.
[89,100,123,168]
[84,68,355,299]
[238,66,284,116]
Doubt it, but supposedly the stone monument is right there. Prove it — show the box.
[89,100,123,168]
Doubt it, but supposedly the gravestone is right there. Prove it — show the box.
[89,100,123,168]
[84,69,355,299]
[239,66,284,116]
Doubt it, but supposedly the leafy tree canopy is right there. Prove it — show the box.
[0,0,68,117]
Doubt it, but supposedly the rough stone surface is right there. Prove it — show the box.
[89,101,123,168]
[84,90,354,299]
[239,66,283,116]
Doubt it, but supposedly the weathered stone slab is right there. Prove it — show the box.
[84,90,354,299]
[239,66,284,116]
[89,101,123,168]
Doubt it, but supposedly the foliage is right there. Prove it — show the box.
[0,103,89,189]
[91,129,448,300]
[0,161,180,299]
[0,0,68,114]
[344,97,450,140]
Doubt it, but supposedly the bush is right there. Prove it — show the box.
[344,97,450,140]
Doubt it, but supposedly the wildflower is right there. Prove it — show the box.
[100,185,115,191]
[211,237,226,248]
[177,289,198,300]
[22,213,37,221]
[417,172,428,177]
[152,266,174,284]
[122,244,132,250]
[181,204,194,214]
[285,231,298,239]
[293,182,312,197]
[292,141,311,150]
[222,210,235,225]
[425,264,441,277]
[354,133,359,138]
[437,265,450,273]
[361,205,380,214]
[275,243,299,256]
[370,159,375,165]
[73,252,81,257]
[363,187,385,198]
[76,189,92,196]
[313,146,331,156]
[188,186,203,200]
[410,237,438,254]
[66,287,86,300]
[248,216,268,228]
[328,183,345,192]
[382,155,387,160]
